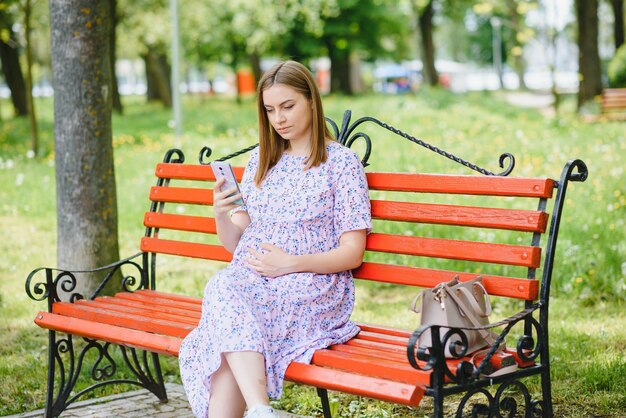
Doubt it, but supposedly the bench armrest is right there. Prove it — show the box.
[25,252,146,308]
[407,302,542,383]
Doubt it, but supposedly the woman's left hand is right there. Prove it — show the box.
[245,243,297,278]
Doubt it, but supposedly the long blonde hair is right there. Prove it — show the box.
[255,60,334,186]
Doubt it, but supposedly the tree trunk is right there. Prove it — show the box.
[249,53,262,86]
[507,0,527,89]
[575,0,603,110]
[0,30,28,117]
[109,0,123,114]
[143,47,172,107]
[23,0,39,155]
[326,41,352,95]
[610,0,624,50]
[50,0,121,298]
[416,0,439,87]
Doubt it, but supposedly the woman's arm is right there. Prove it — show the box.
[213,177,251,253]
[245,229,367,277]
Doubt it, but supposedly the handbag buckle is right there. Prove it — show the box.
[434,286,446,310]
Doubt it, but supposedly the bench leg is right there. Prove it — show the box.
[316,387,332,418]
[540,367,554,417]
[41,331,168,417]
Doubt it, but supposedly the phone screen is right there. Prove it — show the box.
[211,161,244,206]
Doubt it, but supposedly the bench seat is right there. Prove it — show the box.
[34,289,540,409]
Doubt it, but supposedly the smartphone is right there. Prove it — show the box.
[210,161,244,206]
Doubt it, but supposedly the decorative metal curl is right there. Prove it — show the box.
[88,257,145,297]
[90,342,117,381]
[163,148,184,163]
[198,146,213,164]
[327,110,516,176]
[455,387,494,418]
[25,253,146,307]
[455,379,543,418]
[25,268,85,305]
[564,158,588,183]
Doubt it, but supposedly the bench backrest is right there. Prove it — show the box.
[601,88,626,111]
[140,154,572,305]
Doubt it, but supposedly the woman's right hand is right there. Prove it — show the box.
[213,177,244,219]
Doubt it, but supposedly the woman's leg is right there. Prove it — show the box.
[208,357,247,418]
[224,351,270,408]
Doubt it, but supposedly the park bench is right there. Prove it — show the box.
[26,111,588,417]
[598,87,626,120]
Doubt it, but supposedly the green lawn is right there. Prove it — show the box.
[0,90,625,417]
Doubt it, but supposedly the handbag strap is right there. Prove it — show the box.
[445,283,497,346]
[456,282,492,317]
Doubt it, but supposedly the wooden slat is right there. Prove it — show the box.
[150,186,213,205]
[366,233,542,268]
[95,296,201,319]
[155,163,245,181]
[34,311,183,356]
[144,212,216,234]
[311,349,429,386]
[355,331,408,346]
[140,237,232,261]
[371,200,548,232]
[355,323,413,339]
[330,343,410,364]
[52,302,193,338]
[114,292,202,312]
[76,299,200,324]
[284,362,424,407]
[135,289,203,304]
[366,173,554,198]
[353,262,538,300]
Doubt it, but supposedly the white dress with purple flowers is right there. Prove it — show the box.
[178,141,372,418]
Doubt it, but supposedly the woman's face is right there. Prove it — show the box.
[262,83,313,145]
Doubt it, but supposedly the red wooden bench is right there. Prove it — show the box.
[599,88,626,120]
[26,113,588,417]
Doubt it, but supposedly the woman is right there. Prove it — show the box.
[179,60,371,418]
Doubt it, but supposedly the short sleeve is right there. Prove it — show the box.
[332,149,372,237]
[230,147,259,215]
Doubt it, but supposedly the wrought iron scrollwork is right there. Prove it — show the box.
[25,253,146,304]
[194,110,514,174]
[26,268,84,306]
[44,334,166,417]
[407,303,543,384]
[163,148,185,163]
[456,379,543,418]
[327,110,515,175]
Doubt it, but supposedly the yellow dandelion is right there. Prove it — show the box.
[575,277,583,283]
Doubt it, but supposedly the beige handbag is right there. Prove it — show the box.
[411,276,496,358]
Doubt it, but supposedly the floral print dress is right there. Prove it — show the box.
[178,141,372,418]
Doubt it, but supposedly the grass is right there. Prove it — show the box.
[0,90,625,417]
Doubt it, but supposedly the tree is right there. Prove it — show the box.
[609,0,624,50]
[118,0,172,107]
[414,0,439,86]
[575,0,602,109]
[320,0,409,94]
[20,0,39,154]
[50,0,121,297]
[109,0,123,114]
[0,2,28,117]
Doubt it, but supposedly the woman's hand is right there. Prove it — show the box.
[213,177,244,220]
[245,243,297,278]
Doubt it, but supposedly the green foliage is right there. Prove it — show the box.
[608,44,626,88]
